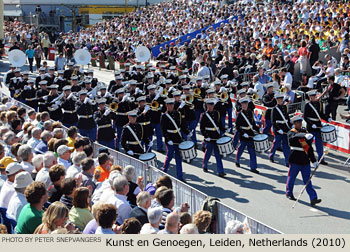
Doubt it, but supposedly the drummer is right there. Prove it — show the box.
[235,97,260,174]
[262,83,277,135]
[304,90,330,165]
[269,92,292,167]
[160,98,190,182]
[200,98,226,177]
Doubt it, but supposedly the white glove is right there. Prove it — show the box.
[28,85,32,90]
[201,82,208,88]
[167,141,173,145]
[187,132,192,138]
[226,127,231,133]
[305,133,313,140]
[55,100,61,106]
[41,74,45,79]
[67,93,74,100]
[42,95,48,101]
[104,109,110,116]
[278,129,284,134]
[135,87,140,95]
[124,93,130,98]
[179,101,186,109]
[219,87,227,93]
[158,87,164,94]
[321,122,327,127]
[104,92,112,98]
[127,150,134,156]
[154,93,160,100]
[312,124,317,129]
[144,105,150,112]
[313,161,319,168]
[328,118,332,123]
[52,104,59,110]
[121,95,127,102]
[84,97,89,104]
[243,133,249,138]
[15,90,20,94]
[148,141,153,147]
[205,137,211,142]
[168,86,174,93]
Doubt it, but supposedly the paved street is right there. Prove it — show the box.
[1,58,350,234]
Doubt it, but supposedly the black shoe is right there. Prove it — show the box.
[311,198,322,206]
[320,160,328,165]
[235,162,240,167]
[286,195,296,201]
[269,157,275,163]
[203,168,208,173]
[218,173,226,177]
[250,169,260,174]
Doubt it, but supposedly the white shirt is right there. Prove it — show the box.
[0,180,15,208]
[66,164,81,178]
[98,186,115,203]
[21,161,35,173]
[6,191,27,221]
[197,66,210,77]
[58,158,72,171]
[254,81,265,99]
[35,167,51,189]
[140,224,159,234]
[27,138,40,149]
[107,193,131,225]
[284,72,293,86]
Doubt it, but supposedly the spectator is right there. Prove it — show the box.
[35,151,57,189]
[25,45,35,73]
[93,170,121,203]
[55,53,67,70]
[47,164,66,203]
[34,45,43,70]
[15,181,47,234]
[67,126,78,150]
[157,211,179,234]
[95,153,111,183]
[31,154,43,181]
[158,189,175,228]
[130,191,151,225]
[0,162,23,209]
[79,158,97,193]
[66,152,87,178]
[69,187,93,231]
[18,145,35,173]
[193,210,212,234]
[121,217,142,234]
[34,130,52,154]
[123,165,143,206]
[59,178,77,210]
[83,201,106,234]
[0,156,14,191]
[94,203,117,234]
[225,220,244,234]
[140,206,162,234]
[180,224,199,234]
[57,145,72,170]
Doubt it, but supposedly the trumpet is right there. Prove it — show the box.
[185,94,194,104]
[194,88,201,97]
[109,102,118,111]
[219,92,229,102]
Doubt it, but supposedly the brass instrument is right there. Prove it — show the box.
[280,86,287,93]
[161,89,168,98]
[219,92,229,102]
[185,94,194,104]
[14,90,22,98]
[194,88,201,97]
[252,93,259,100]
[151,100,159,111]
[110,102,118,111]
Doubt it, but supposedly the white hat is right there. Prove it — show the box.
[128,110,138,117]
[5,162,24,176]
[291,115,303,123]
[239,97,249,103]
[57,145,73,156]
[275,92,284,99]
[307,90,317,97]
[14,171,33,189]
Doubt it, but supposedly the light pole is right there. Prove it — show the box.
[0,0,4,39]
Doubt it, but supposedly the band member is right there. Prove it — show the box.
[200,98,226,177]
[35,67,47,89]
[94,98,117,149]
[136,96,153,151]
[18,71,29,103]
[63,62,74,80]
[70,76,81,93]
[22,79,37,110]
[287,115,321,206]
[76,89,97,142]
[54,70,67,91]
[146,85,165,153]
[9,69,22,98]
[4,64,16,85]
[262,83,276,134]
[61,86,78,128]
[213,80,228,130]
[161,98,190,182]
[114,88,131,151]
[108,73,124,93]
[86,70,98,88]
[46,85,63,121]
[193,77,206,146]
[304,90,330,165]
[121,110,150,158]
[97,85,113,104]
[235,97,260,174]
[36,80,50,112]
[45,67,56,85]
[269,92,291,167]
[181,85,196,145]
[221,74,234,133]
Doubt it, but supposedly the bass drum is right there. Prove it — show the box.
[179,141,197,163]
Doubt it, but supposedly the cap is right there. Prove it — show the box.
[307,90,317,96]
[128,110,138,117]
[136,96,146,102]
[5,162,23,176]
[275,92,284,99]
[13,171,33,189]
[165,79,172,84]
[165,98,175,104]
[14,68,21,73]
[196,77,203,82]
[172,90,182,96]
[67,62,74,66]
[205,98,216,104]
[98,147,110,155]
[22,71,30,75]
[179,75,186,80]
[58,70,64,75]
[241,82,250,87]
[265,82,274,89]
[39,67,46,72]
[237,88,246,95]
[97,98,107,104]
[239,97,249,103]
[147,73,154,78]
[119,69,126,73]
[116,88,125,94]
[39,80,48,86]
[203,75,210,80]
[291,115,303,123]
[147,84,156,90]
[214,80,221,85]
[57,145,73,156]
[169,66,176,70]
[78,89,88,96]
[116,75,123,80]
[48,66,55,71]
[129,80,137,85]
[28,79,35,84]
[221,74,228,79]
[71,76,79,80]
[62,86,71,91]
[206,88,215,94]
[48,84,59,89]
[182,85,191,90]
[0,157,15,170]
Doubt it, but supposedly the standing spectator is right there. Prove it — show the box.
[34,45,44,71]
[69,187,93,231]
[25,45,35,73]
[298,40,308,75]
[55,53,67,71]
[41,35,50,60]
[15,181,48,234]
[308,38,320,75]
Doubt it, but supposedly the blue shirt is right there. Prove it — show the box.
[258,74,271,84]
[25,49,35,59]
[34,140,48,154]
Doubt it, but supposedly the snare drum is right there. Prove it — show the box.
[253,134,270,152]
[139,152,157,167]
[216,136,234,157]
[179,141,197,162]
[321,125,337,143]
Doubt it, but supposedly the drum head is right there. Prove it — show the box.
[139,152,156,161]
[253,134,268,141]
[321,125,335,133]
[216,136,232,144]
[179,141,195,150]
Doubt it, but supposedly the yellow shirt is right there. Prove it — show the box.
[67,137,75,151]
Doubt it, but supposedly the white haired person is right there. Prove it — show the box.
[123,165,144,206]
[130,191,152,225]
[31,154,44,181]
[66,151,87,178]
[140,206,163,234]
[225,220,245,234]
[180,223,199,234]
[35,151,57,189]
[18,145,35,173]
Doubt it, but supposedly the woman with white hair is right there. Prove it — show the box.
[225,220,245,234]
[18,145,35,173]
[66,152,87,179]
[140,207,163,234]
[123,165,143,206]
[31,154,44,181]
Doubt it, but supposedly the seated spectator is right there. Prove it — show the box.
[0,224,7,234]
[180,224,199,234]
[193,210,212,234]
[18,145,35,173]
[83,201,105,234]
[121,217,142,234]
[158,189,175,228]
[10,143,22,161]
[123,165,143,206]
[140,207,162,234]
[94,203,117,234]
[7,171,33,221]
[79,158,97,193]
[150,186,168,209]
[57,145,72,170]
[179,212,192,231]
[69,187,93,231]
[67,126,78,150]
[155,175,173,189]
[31,154,43,181]
[35,151,57,189]
[34,130,52,154]
[225,220,244,234]
[52,128,64,139]
[106,175,131,225]
[0,157,14,192]
[47,164,66,203]
[3,131,19,158]
[93,170,121,203]
[95,153,111,183]
[157,211,179,234]
[130,191,151,225]
[15,181,47,234]
[83,145,94,159]
[283,83,295,104]
[66,152,87,178]
[59,178,77,210]
[34,201,73,234]
[0,162,23,209]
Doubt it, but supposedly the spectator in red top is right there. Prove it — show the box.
[298,40,308,75]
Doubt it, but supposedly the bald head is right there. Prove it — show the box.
[165,211,180,234]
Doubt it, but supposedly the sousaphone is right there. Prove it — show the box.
[8,49,26,67]
[135,46,151,62]
[74,49,91,65]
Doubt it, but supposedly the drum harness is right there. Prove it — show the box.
[126,125,144,150]
[205,112,220,135]
[275,106,291,131]
[165,113,183,139]
[307,102,322,127]
[241,111,256,137]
